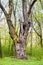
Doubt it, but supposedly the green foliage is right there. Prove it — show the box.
[26,47,43,60]
[2,45,10,57]
[2,45,14,57]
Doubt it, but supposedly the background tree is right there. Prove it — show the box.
[0,31,2,57]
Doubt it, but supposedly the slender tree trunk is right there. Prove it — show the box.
[0,32,2,57]
[30,24,32,55]
[40,28,42,47]
[29,0,32,56]
[0,43,2,57]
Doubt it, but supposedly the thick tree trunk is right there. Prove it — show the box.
[15,42,27,59]
[11,30,27,59]
[15,34,27,59]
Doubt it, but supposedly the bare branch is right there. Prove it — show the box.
[22,0,27,22]
[32,24,41,38]
[9,0,13,17]
[33,14,41,27]
[28,0,37,17]
[0,3,7,17]
[32,14,41,38]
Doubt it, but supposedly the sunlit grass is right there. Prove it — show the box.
[0,57,43,65]
[0,45,43,65]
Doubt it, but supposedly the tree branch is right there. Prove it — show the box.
[0,3,7,17]
[0,0,19,42]
[32,24,41,38]
[9,0,13,17]
[22,0,27,22]
[13,0,18,27]
[28,0,37,17]
[32,14,41,38]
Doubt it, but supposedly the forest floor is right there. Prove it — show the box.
[0,57,43,65]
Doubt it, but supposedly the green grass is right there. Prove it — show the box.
[0,57,43,65]
[1,45,43,65]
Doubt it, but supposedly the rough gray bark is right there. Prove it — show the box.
[15,42,27,59]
